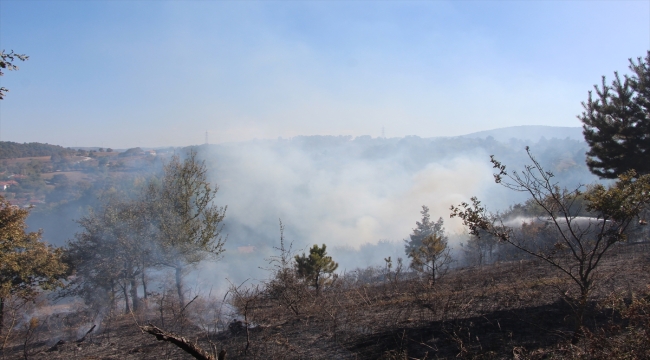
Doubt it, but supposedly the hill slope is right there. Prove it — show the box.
[458,125,584,142]
[0,141,75,159]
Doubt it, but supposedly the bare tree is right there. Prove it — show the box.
[264,220,307,315]
[451,148,650,336]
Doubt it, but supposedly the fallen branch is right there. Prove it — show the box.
[46,340,65,352]
[76,324,96,343]
[140,324,225,360]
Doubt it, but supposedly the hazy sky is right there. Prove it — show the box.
[1,1,648,148]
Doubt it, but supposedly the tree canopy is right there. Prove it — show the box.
[408,233,451,286]
[579,51,650,178]
[295,244,338,293]
[0,141,74,160]
[65,149,227,310]
[65,195,153,313]
[404,205,447,257]
[145,150,226,306]
[0,196,66,334]
[0,50,28,100]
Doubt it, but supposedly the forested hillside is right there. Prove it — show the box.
[0,141,75,159]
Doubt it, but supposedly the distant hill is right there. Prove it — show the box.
[458,125,584,143]
[0,141,75,160]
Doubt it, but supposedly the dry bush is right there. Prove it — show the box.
[2,240,648,359]
[561,286,650,359]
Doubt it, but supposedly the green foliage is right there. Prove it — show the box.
[49,174,69,186]
[0,195,67,334]
[586,170,650,225]
[118,147,145,158]
[145,150,226,306]
[579,51,650,178]
[404,206,446,256]
[408,233,451,286]
[451,148,650,332]
[295,244,338,292]
[461,233,497,267]
[64,150,226,309]
[0,141,74,160]
[65,195,152,313]
[0,50,28,100]
[97,156,109,167]
[405,206,451,285]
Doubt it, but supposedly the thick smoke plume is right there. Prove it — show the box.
[193,134,598,286]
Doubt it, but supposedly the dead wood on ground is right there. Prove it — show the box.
[140,323,226,360]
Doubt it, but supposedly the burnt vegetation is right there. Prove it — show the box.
[1,148,650,359]
[1,52,650,359]
[1,228,650,359]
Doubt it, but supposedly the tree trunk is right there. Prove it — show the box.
[175,266,185,307]
[430,261,436,287]
[130,278,140,312]
[110,281,117,312]
[122,284,131,314]
[0,297,4,337]
[571,288,590,343]
[142,270,148,300]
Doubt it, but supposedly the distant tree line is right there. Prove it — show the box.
[0,141,75,160]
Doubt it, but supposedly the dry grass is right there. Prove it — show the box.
[1,242,649,359]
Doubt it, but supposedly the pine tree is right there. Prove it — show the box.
[404,205,447,256]
[409,233,451,286]
[579,51,650,178]
[146,150,226,307]
[294,244,338,293]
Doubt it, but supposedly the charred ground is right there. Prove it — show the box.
[1,241,649,359]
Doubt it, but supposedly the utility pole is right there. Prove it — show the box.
[205,131,208,145]
[382,127,385,139]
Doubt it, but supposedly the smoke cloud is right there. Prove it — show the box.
[193,134,598,286]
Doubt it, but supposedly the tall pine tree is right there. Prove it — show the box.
[404,205,447,256]
[579,51,650,178]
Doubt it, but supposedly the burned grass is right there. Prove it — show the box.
[1,242,649,359]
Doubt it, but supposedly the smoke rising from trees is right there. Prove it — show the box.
[190,133,598,287]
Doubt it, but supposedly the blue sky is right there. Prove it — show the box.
[1,1,648,148]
